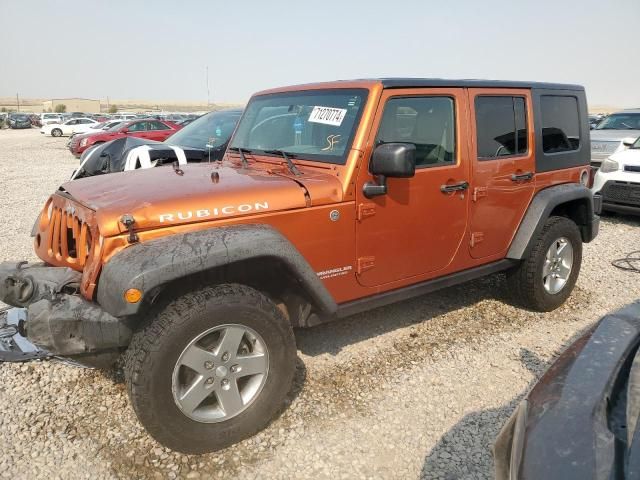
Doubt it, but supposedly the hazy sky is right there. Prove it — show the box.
[1,0,638,107]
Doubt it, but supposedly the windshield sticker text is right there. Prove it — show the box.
[159,201,269,223]
[308,106,348,127]
[321,134,341,151]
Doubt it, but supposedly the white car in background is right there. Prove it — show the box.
[592,136,640,215]
[40,118,98,137]
[84,120,123,133]
[40,113,63,126]
[111,113,137,121]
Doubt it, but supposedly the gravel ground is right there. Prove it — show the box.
[1,128,639,479]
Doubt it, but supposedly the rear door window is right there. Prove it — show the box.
[475,96,528,159]
[540,96,580,153]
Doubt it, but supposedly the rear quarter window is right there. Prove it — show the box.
[540,96,580,153]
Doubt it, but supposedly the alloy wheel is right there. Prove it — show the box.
[171,324,269,423]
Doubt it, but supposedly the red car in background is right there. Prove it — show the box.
[69,119,181,157]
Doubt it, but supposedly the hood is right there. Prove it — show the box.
[610,147,640,166]
[61,162,343,236]
[590,129,640,142]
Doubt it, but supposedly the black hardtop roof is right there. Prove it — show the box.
[376,78,584,91]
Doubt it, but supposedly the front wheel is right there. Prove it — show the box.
[51,128,62,137]
[507,216,582,312]
[124,284,297,454]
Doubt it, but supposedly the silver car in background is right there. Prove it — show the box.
[590,109,640,167]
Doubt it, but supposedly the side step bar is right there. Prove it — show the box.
[336,259,517,319]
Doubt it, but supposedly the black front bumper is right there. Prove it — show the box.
[0,262,132,361]
[599,180,640,215]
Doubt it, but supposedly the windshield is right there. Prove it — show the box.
[595,113,640,130]
[230,89,368,164]
[167,110,242,150]
[106,122,126,132]
[10,114,29,120]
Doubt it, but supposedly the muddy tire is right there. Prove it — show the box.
[507,216,582,312]
[51,128,62,137]
[124,284,296,454]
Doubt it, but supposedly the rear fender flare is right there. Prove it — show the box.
[507,183,597,260]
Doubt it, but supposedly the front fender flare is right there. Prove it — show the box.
[97,224,338,318]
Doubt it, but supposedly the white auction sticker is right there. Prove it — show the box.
[308,106,348,127]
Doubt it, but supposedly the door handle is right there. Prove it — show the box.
[511,172,533,182]
[440,181,469,193]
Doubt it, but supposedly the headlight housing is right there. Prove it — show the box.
[600,157,620,173]
[80,138,88,147]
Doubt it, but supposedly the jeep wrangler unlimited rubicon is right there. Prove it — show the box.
[0,79,599,453]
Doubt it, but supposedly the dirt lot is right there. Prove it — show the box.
[0,128,639,480]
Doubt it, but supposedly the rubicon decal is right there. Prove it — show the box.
[159,201,269,223]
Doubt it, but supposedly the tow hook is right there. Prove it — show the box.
[0,307,50,362]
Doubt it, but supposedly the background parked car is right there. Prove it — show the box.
[588,113,605,129]
[40,113,64,126]
[72,108,242,178]
[590,109,640,168]
[40,118,99,137]
[29,114,42,127]
[69,118,181,156]
[592,135,640,215]
[7,113,33,129]
[111,113,137,121]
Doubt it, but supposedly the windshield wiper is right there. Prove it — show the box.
[263,149,302,176]
[228,147,250,168]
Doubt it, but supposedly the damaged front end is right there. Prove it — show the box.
[0,262,132,368]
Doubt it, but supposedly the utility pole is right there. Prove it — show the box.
[206,66,210,107]
[16,93,19,112]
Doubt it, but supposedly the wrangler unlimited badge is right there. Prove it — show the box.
[158,201,269,223]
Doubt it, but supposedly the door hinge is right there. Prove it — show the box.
[470,232,484,248]
[472,187,488,202]
[356,256,375,274]
[357,203,376,221]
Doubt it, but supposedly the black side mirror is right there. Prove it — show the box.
[363,143,416,198]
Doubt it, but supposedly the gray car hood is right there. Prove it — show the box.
[590,129,640,142]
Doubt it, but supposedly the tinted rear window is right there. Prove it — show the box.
[475,96,528,159]
[540,96,580,153]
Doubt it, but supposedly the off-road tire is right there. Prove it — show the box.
[51,128,62,137]
[507,216,582,312]
[124,284,296,454]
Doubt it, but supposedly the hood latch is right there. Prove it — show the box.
[120,214,139,244]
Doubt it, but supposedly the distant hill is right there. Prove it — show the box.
[0,97,243,113]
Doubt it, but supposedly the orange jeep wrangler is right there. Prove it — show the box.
[0,79,599,453]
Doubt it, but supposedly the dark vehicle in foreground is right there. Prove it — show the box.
[69,119,181,156]
[72,108,242,178]
[0,79,597,454]
[7,113,32,129]
[494,301,640,479]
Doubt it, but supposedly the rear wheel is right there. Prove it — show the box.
[51,128,62,137]
[507,216,582,312]
[124,284,296,454]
